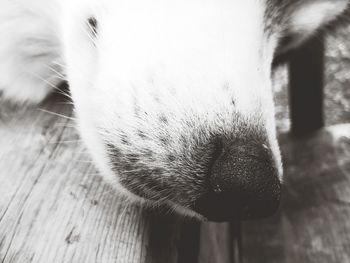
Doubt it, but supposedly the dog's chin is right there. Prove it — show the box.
[146,200,206,221]
[169,202,207,221]
[77,130,204,221]
[109,179,205,221]
[143,200,206,221]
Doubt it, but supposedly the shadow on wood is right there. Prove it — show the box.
[0,94,196,263]
[241,124,350,263]
[0,92,243,263]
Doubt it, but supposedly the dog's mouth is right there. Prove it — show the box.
[104,130,282,222]
[113,164,281,222]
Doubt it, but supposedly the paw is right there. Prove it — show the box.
[0,69,62,104]
[0,0,63,104]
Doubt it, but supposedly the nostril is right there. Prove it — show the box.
[210,139,280,198]
[195,137,281,222]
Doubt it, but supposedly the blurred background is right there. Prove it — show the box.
[274,25,350,131]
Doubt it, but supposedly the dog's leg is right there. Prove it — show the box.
[288,34,325,136]
[0,0,63,104]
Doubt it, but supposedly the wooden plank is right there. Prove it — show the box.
[288,34,325,136]
[0,92,243,263]
[240,124,350,263]
[0,94,198,263]
[199,223,232,263]
[198,222,242,263]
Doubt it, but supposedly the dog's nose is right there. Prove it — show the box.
[194,138,281,222]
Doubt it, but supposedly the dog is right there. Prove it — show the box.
[0,0,348,222]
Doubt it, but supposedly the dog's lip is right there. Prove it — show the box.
[117,180,206,220]
[165,200,206,221]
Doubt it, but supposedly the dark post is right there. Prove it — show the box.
[231,220,242,263]
[177,222,200,263]
[288,34,325,136]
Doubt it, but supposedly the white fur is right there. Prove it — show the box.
[1,0,348,215]
[62,0,280,189]
[283,0,349,49]
[290,0,348,34]
[0,0,63,103]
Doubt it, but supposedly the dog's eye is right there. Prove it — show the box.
[87,17,98,38]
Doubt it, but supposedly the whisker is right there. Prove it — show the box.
[52,60,66,68]
[48,140,83,145]
[27,70,60,89]
[55,123,77,128]
[45,64,65,78]
[27,69,73,100]
[38,108,76,121]
[82,25,97,45]
[56,101,74,106]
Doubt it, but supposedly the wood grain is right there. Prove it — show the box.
[0,94,195,263]
[3,94,349,263]
[198,222,242,263]
[241,124,350,263]
[0,93,240,263]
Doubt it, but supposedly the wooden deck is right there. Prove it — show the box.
[1,93,350,263]
[243,125,350,263]
[0,94,237,263]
